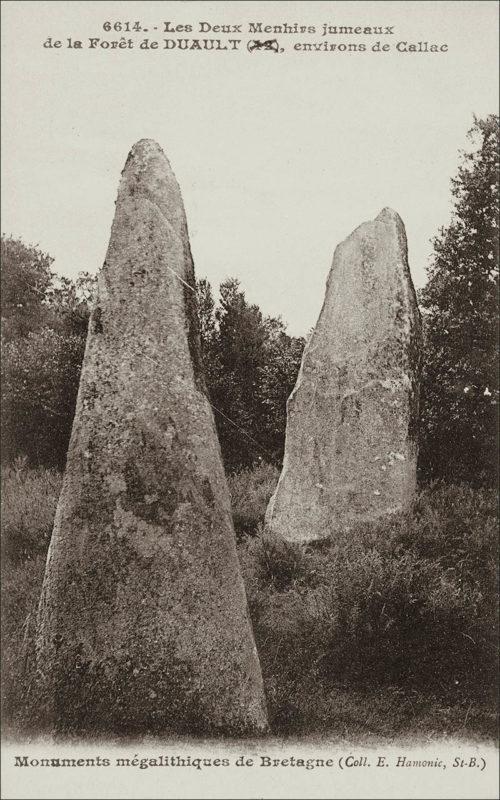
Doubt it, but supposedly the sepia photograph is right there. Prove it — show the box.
[1,1,498,798]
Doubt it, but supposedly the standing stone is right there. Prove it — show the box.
[35,139,268,735]
[265,208,422,542]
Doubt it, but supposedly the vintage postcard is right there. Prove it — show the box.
[1,1,498,798]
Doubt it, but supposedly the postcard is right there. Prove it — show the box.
[1,2,498,798]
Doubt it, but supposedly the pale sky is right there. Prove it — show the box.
[1,0,498,335]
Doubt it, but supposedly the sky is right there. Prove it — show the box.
[1,0,499,335]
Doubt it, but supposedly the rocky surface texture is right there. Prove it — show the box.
[35,139,268,735]
[265,208,422,542]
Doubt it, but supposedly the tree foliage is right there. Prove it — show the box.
[1,236,54,341]
[197,278,304,471]
[419,115,499,484]
[2,329,85,467]
[1,235,96,467]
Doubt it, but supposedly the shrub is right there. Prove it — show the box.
[1,329,85,468]
[1,554,46,732]
[239,481,498,735]
[0,460,61,562]
[228,461,278,537]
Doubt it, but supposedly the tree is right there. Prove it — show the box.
[197,278,304,472]
[1,235,54,341]
[47,271,97,337]
[258,318,305,462]
[1,235,96,467]
[209,278,271,471]
[196,278,220,391]
[419,115,499,484]
[1,329,85,467]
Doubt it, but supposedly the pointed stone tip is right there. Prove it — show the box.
[132,138,163,154]
[123,139,169,173]
[339,207,405,250]
[376,207,401,222]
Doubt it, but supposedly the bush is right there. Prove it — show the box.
[228,461,279,537]
[0,460,61,562]
[1,329,85,468]
[238,481,498,735]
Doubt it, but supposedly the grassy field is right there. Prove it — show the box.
[1,461,498,741]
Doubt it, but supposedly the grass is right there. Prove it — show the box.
[1,461,498,741]
[1,460,62,733]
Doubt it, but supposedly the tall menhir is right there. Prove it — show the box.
[265,208,422,542]
[35,139,268,735]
